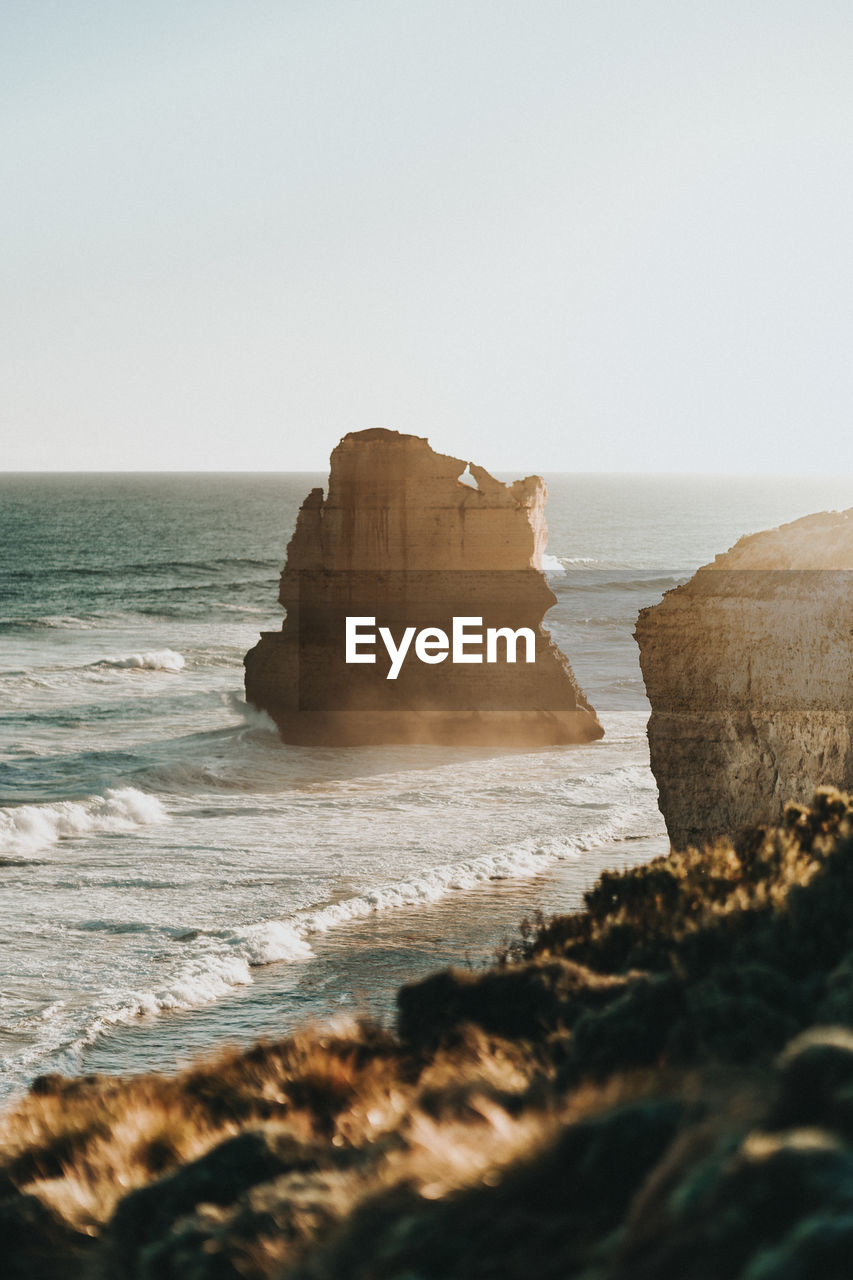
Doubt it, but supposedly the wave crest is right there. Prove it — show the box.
[0,788,168,857]
[97,650,185,672]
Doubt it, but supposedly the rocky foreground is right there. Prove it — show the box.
[5,791,853,1276]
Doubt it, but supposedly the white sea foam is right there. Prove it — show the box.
[229,692,279,734]
[98,649,185,672]
[214,786,658,972]
[233,919,315,965]
[68,925,314,1052]
[60,788,661,1057]
[0,788,168,857]
[541,553,566,574]
[71,958,257,1049]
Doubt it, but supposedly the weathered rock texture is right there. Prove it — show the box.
[635,508,853,849]
[244,429,603,745]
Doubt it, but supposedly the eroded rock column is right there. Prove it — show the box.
[245,429,603,746]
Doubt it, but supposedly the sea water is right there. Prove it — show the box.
[1,472,851,1100]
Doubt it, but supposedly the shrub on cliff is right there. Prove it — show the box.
[397,788,853,1075]
[4,791,853,1278]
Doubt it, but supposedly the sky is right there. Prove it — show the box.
[2,0,853,473]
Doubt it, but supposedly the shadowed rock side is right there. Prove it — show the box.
[245,429,602,745]
[8,791,853,1279]
[635,508,853,850]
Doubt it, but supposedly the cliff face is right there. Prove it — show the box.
[635,508,853,849]
[244,429,603,745]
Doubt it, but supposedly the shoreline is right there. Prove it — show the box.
[3,790,851,1279]
[4,828,667,1099]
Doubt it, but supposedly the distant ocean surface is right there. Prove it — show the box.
[1,472,851,1102]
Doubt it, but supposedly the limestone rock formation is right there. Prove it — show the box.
[244,429,603,745]
[635,508,853,849]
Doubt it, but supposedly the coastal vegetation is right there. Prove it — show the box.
[4,788,853,1278]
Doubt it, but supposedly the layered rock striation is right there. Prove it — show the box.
[635,508,853,849]
[244,429,603,745]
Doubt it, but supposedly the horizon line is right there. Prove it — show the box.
[4,468,853,479]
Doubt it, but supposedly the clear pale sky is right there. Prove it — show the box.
[3,1,852,472]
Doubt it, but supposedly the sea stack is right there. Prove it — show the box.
[635,508,853,849]
[244,429,603,746]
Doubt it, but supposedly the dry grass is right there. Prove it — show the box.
[0,1020,402,1231]
[526,786,853,976]
[0,1016,549,1250]
[4,790,853,1278]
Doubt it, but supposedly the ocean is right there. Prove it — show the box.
[1,471,851,1102]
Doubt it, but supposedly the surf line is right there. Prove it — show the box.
[345,616,536,680]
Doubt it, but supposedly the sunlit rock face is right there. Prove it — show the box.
[635,508,853,849]
[244,428,603,746]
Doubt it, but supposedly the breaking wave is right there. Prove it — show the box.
[0,788,168,857]
[229,692,280,734]
[96,650,185,672]
[67,922,315,1052]
[70,789,660,1047]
